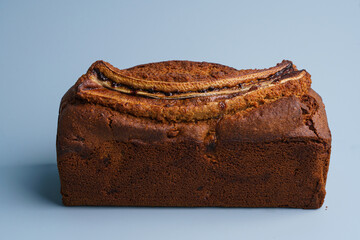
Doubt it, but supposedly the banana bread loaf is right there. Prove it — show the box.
[56,60,331,208]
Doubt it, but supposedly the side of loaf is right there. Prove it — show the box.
[56,60,331,208]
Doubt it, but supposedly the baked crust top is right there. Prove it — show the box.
[62,60,312,122]
[118,60,241,82]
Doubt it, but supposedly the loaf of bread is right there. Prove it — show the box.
[56,60,331,208]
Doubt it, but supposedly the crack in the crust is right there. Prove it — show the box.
[108,116,113,129]
[307,119,319,138]
[301,95,320,138]
[100,104,116,130]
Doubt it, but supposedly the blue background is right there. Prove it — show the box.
[1,0,359,239]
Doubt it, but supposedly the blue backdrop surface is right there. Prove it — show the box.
[0,0,359,239]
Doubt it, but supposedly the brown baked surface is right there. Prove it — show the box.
[57,60,331,208]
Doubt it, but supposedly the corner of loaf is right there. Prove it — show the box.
[56,59,331,208]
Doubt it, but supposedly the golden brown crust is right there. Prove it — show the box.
[57,87,331,208]
[105,60,241,82]
[64,60,312,122]
[57,60,331,208]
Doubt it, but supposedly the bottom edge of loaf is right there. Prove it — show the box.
[61,198,325,209]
